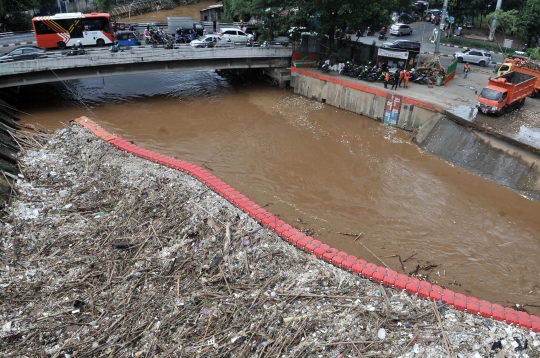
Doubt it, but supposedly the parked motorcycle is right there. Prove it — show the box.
[340,62,352,76]
[413,74,428,84]
[318,60,330,73]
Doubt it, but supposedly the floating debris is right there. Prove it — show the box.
[0,124,538,357]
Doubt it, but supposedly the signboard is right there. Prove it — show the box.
[503,39,513,48]
[377,48,409,60]
[449,16,455,24]
[383,93,402,127]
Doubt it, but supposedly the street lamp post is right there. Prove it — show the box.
[434,0,449,54]
[488,0,503,41]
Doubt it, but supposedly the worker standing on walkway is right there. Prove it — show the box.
[384,71,390,89]
[403,70,410,89]
[398,69,405,87]
[391,71,400,90]
[464,63,471,78]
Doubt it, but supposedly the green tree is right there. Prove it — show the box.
[486,9,520,36]
[223,0,410,60]
[519,0,540,46]
[93,0,115,12]
[292,0,399,62]
[0,0,56,31]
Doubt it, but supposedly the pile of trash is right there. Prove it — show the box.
[416,56,446,84]
[1,124,539,357]
[515,59,540,72]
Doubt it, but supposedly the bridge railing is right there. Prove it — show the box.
[0,44,292,76]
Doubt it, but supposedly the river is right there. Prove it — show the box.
[14,2,540,315]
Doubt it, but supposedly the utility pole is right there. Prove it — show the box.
[434,0,449,54]
[524,4,535,48]
[488,0,503,41]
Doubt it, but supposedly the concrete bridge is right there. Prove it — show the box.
[0,45,292,88]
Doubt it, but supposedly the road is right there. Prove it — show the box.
[350,20,505,68]
[1,20,505,68]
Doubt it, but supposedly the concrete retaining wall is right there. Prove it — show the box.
[417,118,540,201]
[290,67,443,132]
[290,67,540,200]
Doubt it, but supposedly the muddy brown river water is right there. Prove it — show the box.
[13,2,540,315]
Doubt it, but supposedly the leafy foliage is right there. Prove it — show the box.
[0,0,57,31]
[224,0,405,60]
[486,9,520,36]
[527,47,540,60]
[519,0,540,42]
[93,0,115,13]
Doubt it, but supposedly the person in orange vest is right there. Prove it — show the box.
[464,63,471,78]
[398,69,405,87]
[384,70,390,89]
[403,70,411,89]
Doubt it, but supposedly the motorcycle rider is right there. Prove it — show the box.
[110,41,122,52]
[144,26,151,42]
[378,26,388,40]
[157,26,165,39]
[74,40,83,50]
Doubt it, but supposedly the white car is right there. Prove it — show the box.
[390,23,413,36]
[190,35,232,48]
[218,27,253,43]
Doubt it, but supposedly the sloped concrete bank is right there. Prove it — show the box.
[415,116,540,201]
[290,68,540,201]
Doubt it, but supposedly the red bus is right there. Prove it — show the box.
[32,12,114,49]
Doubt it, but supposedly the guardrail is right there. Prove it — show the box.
[0,32,14,38]
[0,43,292,72]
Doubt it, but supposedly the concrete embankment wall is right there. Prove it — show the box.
[290,67,444,132]
[417,118,540,201]
[290,68,540,200]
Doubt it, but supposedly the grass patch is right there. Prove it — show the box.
[441,37,517,55]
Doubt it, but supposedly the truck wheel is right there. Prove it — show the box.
[96,39,105,47]
[479,60,486,67]
[519,98,526,108]
[58,41,66,49]
[496,107,506,117]
[457,57,463,63]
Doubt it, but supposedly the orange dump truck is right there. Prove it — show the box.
[497,58,540,97]
[477,71,536,116]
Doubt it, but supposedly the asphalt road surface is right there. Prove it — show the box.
[351,21,505,66]
[1,21,505,67]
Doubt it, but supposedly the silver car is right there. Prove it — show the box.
[453,49,492,66]
[389,23,413,36]
[218,28,253,43]
[0,46,47,62]
[190,35,232,48]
